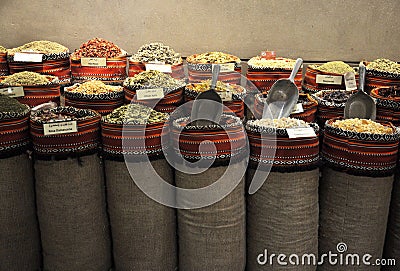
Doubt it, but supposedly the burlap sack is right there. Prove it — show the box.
[318,167,393,271]
[0,153,41,270]
[175,161,246,271]
[104,158,177,271]
[246,169,319,271]
[34,153,111,271]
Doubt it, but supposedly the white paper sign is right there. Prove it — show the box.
[286,127,316,138]
[81,57,107,67]
[14,52,43,62]
[213,63,235,73]
[145,63,172,73]
[43,121,78,136]
[291,103,304,114]
[316,74,342,85]
[136,88,165,100]
[344,72,357,91]
[0,86,25,98]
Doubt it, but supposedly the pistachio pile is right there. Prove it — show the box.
[8,40,68,54]
[68,80,122,94]
[186,52,241,64]
[124,70,185,90]
[103,103,168,125]
[0,46,7,53]
[131,42,181,65]
[247,57,296,69]
[73,38,123,58]
[1,71,54,86]
[366,59,400,74]
[311,61,354,74]
[187,80,244,94]
[0,94,28,113]
[331,118,393,134]
[250,117,310,129]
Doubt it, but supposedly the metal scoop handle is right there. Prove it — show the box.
[211,64,220,90]
[358,62,366,93]
[289,58,303,83]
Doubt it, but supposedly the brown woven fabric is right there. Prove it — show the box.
[175,162,246,271]
[0,153,41,270]
[35,153,111,271]
[104,159,177,271]
[246,169,319,271]
[319,167,393,271]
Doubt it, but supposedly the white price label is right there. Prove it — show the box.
[344,72,357,91]
[218,91,233,102]
[316,74,342,85]
[291,103,304,114]
[0,86,25,98]
[136,88,165,100]
[43,121,78,136]
[145,63,172,73]
[14,52,43,62]
[81,57,107,67]
[286,127,316,138]
[213,63,235,73]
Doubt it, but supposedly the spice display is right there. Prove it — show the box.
[247,57,296,69]
[186,52,241,64]
[124,70,185,90]
[8,40,68,54]
[68,80,122,94]
[366,59,400,74]
[0,94,28,113]
[73,38,123,58]
[131,42,181,65]
[103,104,168,125]
[0,46,6,52]
[321,91,352,104]
[377,86,400,98]
[30,109,77,122]
[187,80,245,94]
[1,71,53,86]
[250,117,310,129]
[311,61,354,74]
[330,118,393,134]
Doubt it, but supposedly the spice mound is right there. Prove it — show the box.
[366,59,400,74]
[187,80,244,94]
[124,70,185,90]
[68,80,122,94]
[0,94,28,113]
[103,103,168,125]
[31,110,77,122]
[8,40,68,54]
[311,61,354,74]
[73,38,123,58]
[1,71,54,86]
[322,91,351,104]
[131,42,181,65]
[331,118,393,134]
[0,46,7,53]
[186,52,241,64]
[248,57,296,69]
[250,117,310,128]
[378,86,400,98]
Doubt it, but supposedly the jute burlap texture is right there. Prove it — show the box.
[318,167,393,271]
[104,158,177,271]
[175,161,246,271]
[0,153,41,270]
[246,169,319,271]
[35,153,111,271]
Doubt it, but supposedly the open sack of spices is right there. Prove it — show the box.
[365,58,400,93]
[64,80,124,115]
[370,86,400,126]
[7,40,71,85]
[123,70,186,113]
[186,51,241,84]
[0,45,8,75]
[0,71,60,107]
[185,80,246,118]
[128,42,185,80]
[246,56,302,93]
[303,61,358,93]
[70,37,128,84]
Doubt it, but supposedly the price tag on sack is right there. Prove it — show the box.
[286,127,316,138]
[81,57,107,67]
[0,86,25,98]
[43,121,78,136]
[14,52,43,62]
[316,74,342,85]
[344,71,357,91]
[291,103,304,114]
[218,90,233,102]
[213,63,235,73]
[145,62,172,73]
[136,88,165,100]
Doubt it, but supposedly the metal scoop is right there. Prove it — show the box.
[344,63,376,120]
[262,58,302,119]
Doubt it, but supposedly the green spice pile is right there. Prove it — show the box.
[0,94,28,113]
[8,40,68,54]
[248,57,296,69]
[312,61,354,74]
[0,46,7,53]
[103,103,168,125]
[1,71,54,86]
[131,42,182,65]
[73,38,123,58]
[124,70,185,90]
[366,59,400,74]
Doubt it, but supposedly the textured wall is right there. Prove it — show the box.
[0,0,399,61]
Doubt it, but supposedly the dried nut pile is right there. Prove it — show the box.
[331,118,393,134]
[188,80,244,94]
[8,41,68,54]
[322,91,351,104]
[131,42,182,65]
[73,38,123,58]
[312,61,354,74]
[250,117,310,129]
[0,46,7,53]
[247,57,296,69]
[31,110,76,122]
[69,80,122,94]
[367,59,400,74]
[124,70,185,90]
[1,71,53,86]
[186,52,241,64]
[378,86,400,98]
[0,94,28,113]
[103,103,168,125]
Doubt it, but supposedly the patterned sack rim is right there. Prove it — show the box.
[7,51,70,61]
[70,50,128,61]
[172,114,243,131]
[33,147,99,161]
[64,83,124,100]
[123,81,186,94]
[0,104,30,120]
[370,87,400,110]
[31,106,100,124]
[311,90,353,108]
[0,75,60,87]
[245,121,319,137]
[184,85,246,101]
[0,142,30,159]
[33,142,99,155]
